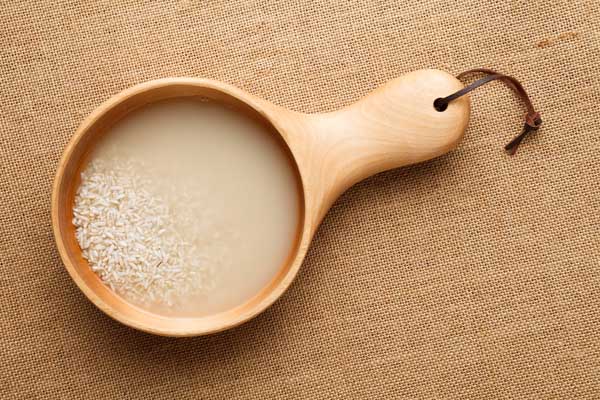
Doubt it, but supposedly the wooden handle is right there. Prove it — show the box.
[269,69,470,228]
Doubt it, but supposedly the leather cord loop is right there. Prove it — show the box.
[434,69,542,155]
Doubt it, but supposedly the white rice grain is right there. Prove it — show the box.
[73,157,212,308]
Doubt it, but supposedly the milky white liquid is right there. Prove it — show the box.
[88,98,300,317]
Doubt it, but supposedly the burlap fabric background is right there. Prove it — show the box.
[2,1,599,398]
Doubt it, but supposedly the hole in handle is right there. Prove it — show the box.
[433,98,448,112]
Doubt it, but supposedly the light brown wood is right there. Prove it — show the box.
[52,69,470,336]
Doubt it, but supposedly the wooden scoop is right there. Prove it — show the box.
[52,69,470,336]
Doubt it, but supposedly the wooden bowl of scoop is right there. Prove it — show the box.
[52,69,470,336]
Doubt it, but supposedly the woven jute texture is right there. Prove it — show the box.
[2,1,599,398]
